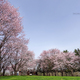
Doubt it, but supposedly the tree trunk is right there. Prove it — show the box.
[3,69,6,76]
[47,71,48,76]
[0,61,2,75]
[55,71,56,76]
[65,72,67,76]
[71,70,73,76]
[52,71,53,76]
[14,71,17,75]
[61,70,63,76]
[49,72,50,76]
[43,72,45,76]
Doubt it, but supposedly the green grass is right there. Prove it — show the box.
[0,76,80,80]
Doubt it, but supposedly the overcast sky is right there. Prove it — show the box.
[9,0,80,58]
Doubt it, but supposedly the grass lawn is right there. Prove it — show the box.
[0,76,80,80]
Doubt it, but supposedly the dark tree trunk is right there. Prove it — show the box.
[52,71,53,76]
[14,71,17,75]
[55,71,56,76]
[61,70,63,76]
[49,72,50,76]
[43,72,45,76]
[65,72,67,76]
[3,69,6,76]
[0,60,2,75]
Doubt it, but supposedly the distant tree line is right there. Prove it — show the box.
[37,49,80,76]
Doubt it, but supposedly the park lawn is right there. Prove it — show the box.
[0,76,80,80]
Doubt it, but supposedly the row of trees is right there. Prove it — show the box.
[37,49,80,76]
[0,0,36,76]
[0,0,80,76]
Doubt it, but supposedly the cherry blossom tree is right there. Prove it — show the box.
[0,0,23,74]
[63,52,78,76]
[38,49,60,76]
[20,54,36,75]
[9,37,28,75]
[19,51,35,71]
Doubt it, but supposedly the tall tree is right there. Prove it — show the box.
[0,0,22,74]
[38,49,60,76]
